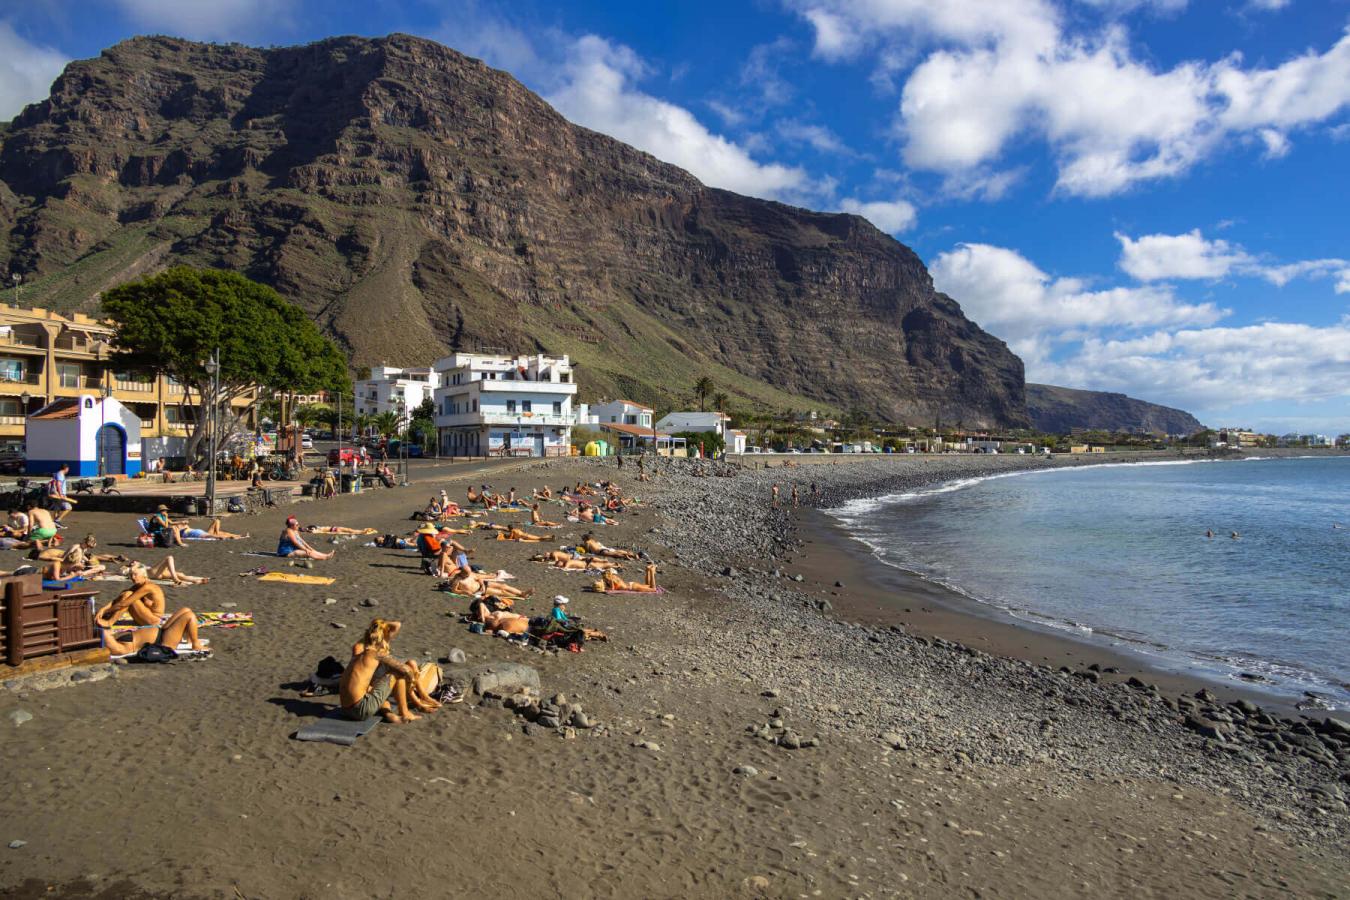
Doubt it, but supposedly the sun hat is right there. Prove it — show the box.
[552,595,569,605]
[156,503,169,511]
[416,523,438,534]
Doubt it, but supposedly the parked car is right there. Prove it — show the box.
[301,435,314,450]
[327,447,359,465]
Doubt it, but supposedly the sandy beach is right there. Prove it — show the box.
[1,453,1346,899]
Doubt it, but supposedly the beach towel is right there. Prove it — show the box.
[258,572,335,586]
[242,551,282,558]
[589,586,666,595]
[197,611,254,628]
[110,639,211,660]
[294,709,380,746]
[42,577,86,590]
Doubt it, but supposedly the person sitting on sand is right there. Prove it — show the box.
[495,526,555,542]
[94,599,205,657]
[4,509,31,540]
[529,550,623,572]
[422,496,444,520]
[468,597,530,634]
[533,485,554,500]
[339,619,440,724]
[26,504,58,551]
[581,533,639,560]
[303,524,377,536]
[277,516,334,560]
[37,535,107,581]
[182,518,249,541]
[529,504,561,528]
[466,485,483,506]
[148,504,188,548]
[108,563,169,622]
[590,564,660,594]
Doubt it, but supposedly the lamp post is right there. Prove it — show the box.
[10,272,19,306]
[98,377,112,477]
[203,348,220,514]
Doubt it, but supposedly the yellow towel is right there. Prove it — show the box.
[257,572,336,586]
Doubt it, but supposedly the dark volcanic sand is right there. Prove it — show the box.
[0,455,1345,899]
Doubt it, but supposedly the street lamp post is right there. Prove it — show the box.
[10,272,19,306]
[203,348,220,514]
[98,377,112,477]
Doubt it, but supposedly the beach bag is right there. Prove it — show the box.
[227,497,245,513]
[134,643,178,664]
[137,533,155,548]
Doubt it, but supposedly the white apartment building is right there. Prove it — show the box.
[591,399,653,429]
[433,352,579,457]
[655,411,730,436]
[354,366,440,426]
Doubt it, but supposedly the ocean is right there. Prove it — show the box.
[827,455,1350,709]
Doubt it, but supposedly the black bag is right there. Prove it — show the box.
[134,643,178,664]
[227,497,245,513]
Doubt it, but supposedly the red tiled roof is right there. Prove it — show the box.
[600,422,673,438]
[29,398,80,420]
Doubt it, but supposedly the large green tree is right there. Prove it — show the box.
[101,267,350,460]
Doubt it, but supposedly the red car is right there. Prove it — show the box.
[327,447,359,465]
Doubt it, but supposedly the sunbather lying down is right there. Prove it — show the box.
[530,504,560,527]
[582,533,639,560]
[495,526,555,542]
[449,571,534,601]
[529,551,622,571]
[590,564,660,594]
[93,565,207,654]
[339,619,440,724]
[132,556,209,586]
[469,598,529,634]
[304,525,378,535]
[183,518,248,540]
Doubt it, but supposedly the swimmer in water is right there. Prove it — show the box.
[1205,530,1213,539]
[1230,531,1240,539]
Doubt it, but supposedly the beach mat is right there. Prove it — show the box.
[295,710,379,746]
[258,572,335,586]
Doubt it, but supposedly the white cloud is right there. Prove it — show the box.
[1246,0,1292,10]
[1116,229,1251,280]
[839,198,917,233]
[1115,229,1349,289]
[930,242,1223,366]
[547,36,815,201]
[790,2,1350,196]
[0,22,68,121]
[112,0,295,41]
[776,119,853,155]
[1077,0,1189,15]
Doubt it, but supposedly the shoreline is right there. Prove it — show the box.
[786,452,1349,717]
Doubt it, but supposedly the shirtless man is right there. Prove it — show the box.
[530,504,560,528]
[533,485,554,500]
[529,550,623,571]
[450,570,533,602]
[469,598,529,635]
[339,619,440,724]
[591,563,660,594]
[94,598,205,656]
[581,533,639,560]
[37,535,107,580]
[25,504,58,550]
[109,564,169,623]
[495,526,555,542]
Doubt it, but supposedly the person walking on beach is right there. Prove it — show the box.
[811,482,819,500]
[791,484,800,508]
[771,483,780,509]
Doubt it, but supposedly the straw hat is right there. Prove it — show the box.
[156,503,169,511]
[415,523,438,535]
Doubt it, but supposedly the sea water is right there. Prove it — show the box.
[827,456,1350,709]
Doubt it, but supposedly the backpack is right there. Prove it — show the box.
[133,643,178,664]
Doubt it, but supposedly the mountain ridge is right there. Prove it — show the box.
[0,33,1028,427]
[1026,383,1202,436]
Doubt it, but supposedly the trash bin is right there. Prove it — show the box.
[341,473,360,494]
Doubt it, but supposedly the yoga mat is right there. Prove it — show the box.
[295,710,380,746]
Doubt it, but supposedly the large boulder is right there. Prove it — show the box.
[447,662,541,697]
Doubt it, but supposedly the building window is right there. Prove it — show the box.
[0,398,20,417]
[522,401,532,413]
[58,363,81,388]
[472,399,478,412]
[624,415,636,425]
[553,401,562,415]
[0,359,24,383]
[506,400,516,414]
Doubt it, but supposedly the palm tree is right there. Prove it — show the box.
[372,410,401,439]
[694,376,714,411]
[712,392,729,414]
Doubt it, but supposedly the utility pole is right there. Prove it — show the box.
[204,348,220,513]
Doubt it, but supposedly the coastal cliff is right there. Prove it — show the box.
[1026,383,1202,435]
[0,34,1027,427]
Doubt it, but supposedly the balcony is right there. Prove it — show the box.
[474,380,576,395]
[0,371,42,387]
[113,378,155,393]
[435,412,578,429]
[0,331,44,350]
[0,415,24,426]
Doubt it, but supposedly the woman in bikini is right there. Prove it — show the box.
[140,556,210,586]
[529,550,622,571]
[468,598,530,635]
[93,566,207,654]
[277,516,334,560]
[581,533,639,560]
[591,564,660,594]
[181,518,249,541]
[494,526,555,543]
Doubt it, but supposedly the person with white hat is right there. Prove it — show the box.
[550,595,573,627]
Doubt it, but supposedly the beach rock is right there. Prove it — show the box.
[778,732,803,750]
[733,765,759,777]
[880,732,907,750]
[7,709,32,727]
[323,598,337,605]
[537,715,562,729]
[635,740,661,752]
[833,580,844,588]
[812,599,833,613]
[444,648,467,665]
[8,840,25,849]
[571,711,593,729]
[330,622,347,629]
[1185,716,1228,741]
[722,566,737,577]
[464,663,541,697]
[219,602,237,608]
[360,598,379,607]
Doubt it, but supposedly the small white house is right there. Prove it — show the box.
[655,411,730,437]
[25,395,143,477]
[590,400,653,429]
[354,366,441,426]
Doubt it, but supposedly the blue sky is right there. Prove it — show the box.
[2,0,1348,432]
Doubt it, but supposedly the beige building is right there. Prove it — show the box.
[0,303,255,450]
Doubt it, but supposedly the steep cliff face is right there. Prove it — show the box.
[1026,384,1202,436]
[0,34,1027,427]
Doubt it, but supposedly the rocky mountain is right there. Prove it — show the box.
[0,34,1027,427]
[1026,383,1202,436]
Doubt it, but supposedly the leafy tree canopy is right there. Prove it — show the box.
[101,267,351,403]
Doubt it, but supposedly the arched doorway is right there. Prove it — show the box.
[97,424,125,476]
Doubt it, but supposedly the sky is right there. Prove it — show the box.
[2,1,1348,433]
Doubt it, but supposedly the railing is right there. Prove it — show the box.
[0,372,41,386]
[0,332,44,349]
[435,412,577,428]
[140,419,157,431]
[0,415,24,426]
[113,379,155,393]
